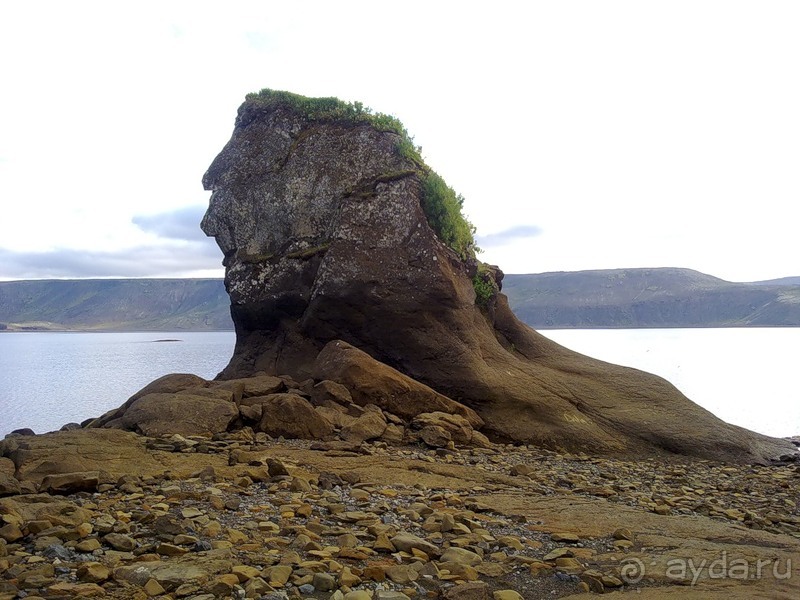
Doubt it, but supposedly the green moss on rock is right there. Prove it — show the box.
[245,88,478,261]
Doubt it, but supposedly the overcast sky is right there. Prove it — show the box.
[1,1,797,282]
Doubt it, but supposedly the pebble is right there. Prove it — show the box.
[0,435,796,600]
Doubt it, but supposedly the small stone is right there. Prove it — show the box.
[173,534,199,545]
[0,523,23,542]
[543,548,574,561]
[143,578,165,596]
[267,458,290,477]
[612,527,633,541]
[602,573,624,588]
[244,577,272,597]
[156,542,188,556]
[312,572,337,591]
[509,464,535,477]
[444,581,489,600]
[385,564,419,584]
[46,582,106,597]
[493,591,524,600]
[75,538,102,553]
[554,557,583,574]
[26,520,54,534]
[290,477,312,492]
[77,562,111,583]
[208,575,239,597]
[103,533,137,552]
[338,566,361,587]
[362,565,387,582]
[497,535,524,551]
[580,572,604,593]
[373,532,396,552]
[227,528,249,544]
[420,425,452,448]
[351,488,371,501]
[476,563,507,577]
[441,546,483,566]
[40,471,99,495]
[232,565,262,582]
[550,532,579,543]
[375,591,411,600]
[390,532,438,556]
[440,512,456,532]
[181,507,204,519]
[265,564,293,586]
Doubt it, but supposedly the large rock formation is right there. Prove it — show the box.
[201,89,793,463]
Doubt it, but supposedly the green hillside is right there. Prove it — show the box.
[503,268,800,328]
[2,269,798,331]
[0,279,232,331]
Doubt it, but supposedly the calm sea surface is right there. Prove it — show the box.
[0,331,235,437]
[0,329,797,439]
[540,328,799,438]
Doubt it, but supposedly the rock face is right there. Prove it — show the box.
[201,90,793,463]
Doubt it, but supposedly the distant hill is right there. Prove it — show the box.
[2,269,799,331]
[503,268,800,328]
[0,279,232,331]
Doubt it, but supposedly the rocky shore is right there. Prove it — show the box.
[1,426,799,600]
[3,89,798,600]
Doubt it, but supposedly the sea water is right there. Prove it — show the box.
[539,328,799,439]
[0,331,235,437]
[0,328,797,439]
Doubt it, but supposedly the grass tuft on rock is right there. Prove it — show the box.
[245,88,479,260]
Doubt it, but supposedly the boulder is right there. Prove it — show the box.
[311,379,353,407]
[253,393,334,439]
[418,425,451,448]
[88,373,209,428]
[315,406,357,429]
[313,341,483,427]
[0,458,20,497]
[340,406,387,443]
[119,393,238,437]
[40,471,99,495]
[200,89,794,462]
[411,412,475,446]
[214,374,285,398]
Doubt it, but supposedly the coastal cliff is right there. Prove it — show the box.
[199,89,791,463]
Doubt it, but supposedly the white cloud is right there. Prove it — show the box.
[0,1,798,281]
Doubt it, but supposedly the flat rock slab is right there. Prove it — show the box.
[0,429,231,484]
[482,494,800,599]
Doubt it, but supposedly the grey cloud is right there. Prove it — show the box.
[132,205,209,242]
[476,225,543,248]
[0,239,222,279]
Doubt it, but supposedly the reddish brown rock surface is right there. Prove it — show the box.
[199,91,792,463]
